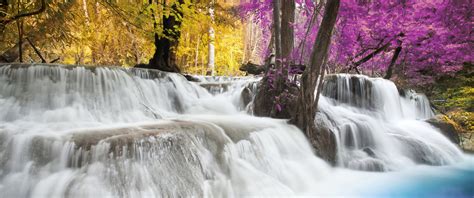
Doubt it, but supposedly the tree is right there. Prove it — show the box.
[207,1,215,75]
[249,0,341,162]
[280,0,295,60]
[137,0,185,73]
[291,0,340,163]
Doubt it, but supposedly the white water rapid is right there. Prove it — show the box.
[318,74,462,171]
[0,64,471,197]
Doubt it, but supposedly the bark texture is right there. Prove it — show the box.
[272,0,282,67]
[291,0,340,164]
[281,0,295,59]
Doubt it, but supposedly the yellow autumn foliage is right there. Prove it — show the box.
[1,0,244,75]
[177,6,245,76]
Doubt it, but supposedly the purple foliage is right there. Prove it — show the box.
[239,0,472,84]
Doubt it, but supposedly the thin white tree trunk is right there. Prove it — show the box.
[82,0,90,25]
[194,36,200,68]
[208,3,216,76]
[250,25,260,63]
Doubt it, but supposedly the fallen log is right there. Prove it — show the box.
[239,61,306,75]
[239,62,265,75]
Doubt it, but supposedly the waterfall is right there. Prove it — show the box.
[0,64,469,197]
[318,74,462,171]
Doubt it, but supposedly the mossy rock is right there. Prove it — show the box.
[427,114,461,144]
[446,109,474,133]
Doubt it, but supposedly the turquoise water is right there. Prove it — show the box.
[369,155,474,197]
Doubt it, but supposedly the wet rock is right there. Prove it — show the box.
[199,82,230,94]
[67,120,215,197]
[313,124,338,165]
[347,158,386,172]
[391,134,447,165]
[70,121,193,151]
[314,112,338,165]
[427,115,460,144]
[362,147,376,158]
[253,76,299,119]
[240,87,253,108]
[184,74,200,82]
[252,79,274,117]
[322,75,375,109]
[135,62,181,73]
[0,129,8,170]
[67,120,233,168]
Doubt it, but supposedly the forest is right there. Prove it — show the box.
[0,0,473,197]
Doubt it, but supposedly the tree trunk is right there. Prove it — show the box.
[194,36,200,68]
[207,2,215,76]
[82,0,90,25]
[384,45,402,79]
[143,0,183,73]
[242,20,249,64]
[253,0,286,118]
[299,8,318,64]
[16,20,23,62]
[298,1,324,65]
[272,0,282,68]
[281,0,295,60]
[291,0,340,164]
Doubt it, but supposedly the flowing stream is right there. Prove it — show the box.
[0,64,472,197]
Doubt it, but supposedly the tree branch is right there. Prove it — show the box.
[0,0,46,26]
[348,32,404,73]
[353,41,391,67]
[384,43,402,79]
[26,37,46,63]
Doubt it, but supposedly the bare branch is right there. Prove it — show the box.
[0,0,46,26]
[26,37,46,63]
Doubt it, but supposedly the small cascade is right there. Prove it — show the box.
[0,64,210,124]
[194,75,260,112]
[318,74,462,171]
[399,89,435,119]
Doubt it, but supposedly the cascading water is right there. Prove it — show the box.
[318,74,462,171]
[0,64,472,197]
